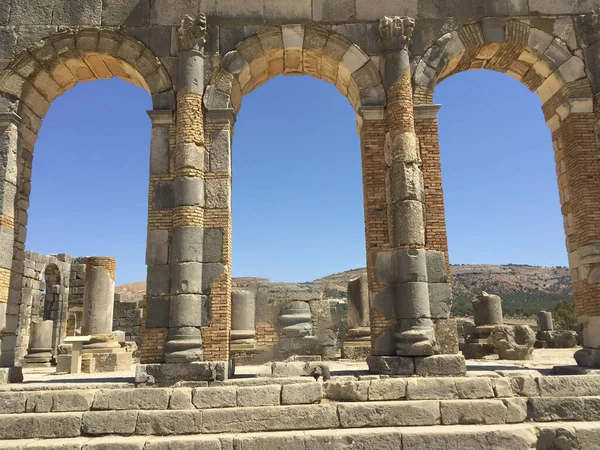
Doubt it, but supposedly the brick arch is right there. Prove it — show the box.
[205,26,385,115]
[414,21,587,107]
[0,28,173,122]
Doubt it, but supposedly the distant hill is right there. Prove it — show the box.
[116,264,573,317]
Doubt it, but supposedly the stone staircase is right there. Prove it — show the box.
[1,373,600,449]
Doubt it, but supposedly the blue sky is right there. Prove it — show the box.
[27,69,565,285]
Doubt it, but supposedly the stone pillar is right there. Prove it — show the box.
[379,16,436,357]
[82,257,118,349]
[465,292,503,359]
[164,14,209,364]
[231,290,256,348]
[23,320,53,366]
[0,102,20,378]
[537,311,554,332]
[343,274,371,359]
[570,10,600,368]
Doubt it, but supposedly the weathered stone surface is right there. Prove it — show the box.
[146,230,169,266]
[503,397,529,424]
[92,389,169,411]
[136,362,229,384]
[441,399,508,425]
[193,386,236,409]
[202,405,339,433]
[237,385,281,407]
[169,388,193,410]
[530,397,586,422]
[27,390,95,413]
[136,410,202,435]
[172,227,204,263]
[0,392,27,414]
[538,375,600,397]
[367,355,415,375]
[281,382,322,405]
[414,354,466,376]
[0,412,83,439]
[508,375,540,397]
[489,325,535,360]
[368,378,407,401]
[473,292,503,326]
[145,435,222,450]
[338,400,440,428]
[406,378,458,400]
[454,378,495,399]
[325,380,370,402]
[82,410,138,435]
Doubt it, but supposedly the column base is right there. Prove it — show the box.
[136,361,231,386]
[342,340,372,360]
[56,349,132,374]
[575,347,600,368]
[367,354,465,376]
[0,367,23,384]
[23,349,53,367]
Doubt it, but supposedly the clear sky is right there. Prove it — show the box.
[27,69,566,286]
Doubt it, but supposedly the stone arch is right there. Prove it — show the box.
[414,20,588,108]
[0,28,173,129]
[204,26,385,115]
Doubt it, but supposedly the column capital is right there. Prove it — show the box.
[147,109,174,126]
[378,16,416,52]
[0,112,21,128]
[205,108,236,126]
[178,14,208,52]
[414,104,442,120]
[577,9,600,47]
[359,105,386,121]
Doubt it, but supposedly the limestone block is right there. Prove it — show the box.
[236,385,281,407]
[389,200,425,247]
[146,296,170,328]
[429,284,452,319]
[338,400,440,428]
[205,178,229,209]
[202,263,225,292]
[473,292,503,326]
[172,227,204,263]
[580,316,600,349]
[281,382,322,405]
[529,0,598,15]
[356,0,418,21]
[146,265,171,296]
[92,388,169,411]
[146,436,222,450]
[209,130,231,173]
[136,362,229,384]
[312,0,354,21]
[575,347,600,368]
[136,410,202,435]
[174,177,204,208]
[149,126,170,175]
[508,375,540,397]
[153,181,174,210]
[193,386,236,409]
[530,397,586,422]
[325,380,370,402]
[27,390,95,413]
[264,0,311,22]
[169,388,193,409]
[201,0,264,21]
[493,378,512,398]
[150,0,198,25]
[0,412,83,439]
[146,230,169,266]
[367,378,407,401]
[304,428,403,450]
[171,262,203,295]
[202,404,339,433]
[441,399,507,425]
[203,229,224,263]
[169,294,206,328]
[53,0,102,25]
[504,397,528,424]
[82,410,138,435]
[367,355,414,375]
[9,0,54,25]
[406,378,457,400]
[538,375,600,397]
[102,0,149,26]
[0,392,26,414]
[455,378,494,399]
[392,282,430,319]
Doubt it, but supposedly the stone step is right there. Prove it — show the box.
[1,395,600,439]
[2,422,600,449]
[3,373,600,415]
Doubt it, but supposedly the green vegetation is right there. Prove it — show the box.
[451,289,572,318]
[553,299,577,330]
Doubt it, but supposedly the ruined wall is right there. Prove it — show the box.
[113,293,143,360]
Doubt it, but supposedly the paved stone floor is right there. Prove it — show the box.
[6,348,588,389]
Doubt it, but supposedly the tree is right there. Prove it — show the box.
[553,299,577,330]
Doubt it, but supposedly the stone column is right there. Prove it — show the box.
[379,16,436,357]
[82,257,118,349]
[343,273,371,359]
[537,311,554,332]
[165,14,208,364]
[571,10,600,367]
[0,102,19,375]
[231,290,256,348]
[23,320,53,366]
[465,292,503,359]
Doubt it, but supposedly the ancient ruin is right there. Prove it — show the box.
[0,1,600,447]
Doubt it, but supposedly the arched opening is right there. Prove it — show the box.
[435,69,569,317]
